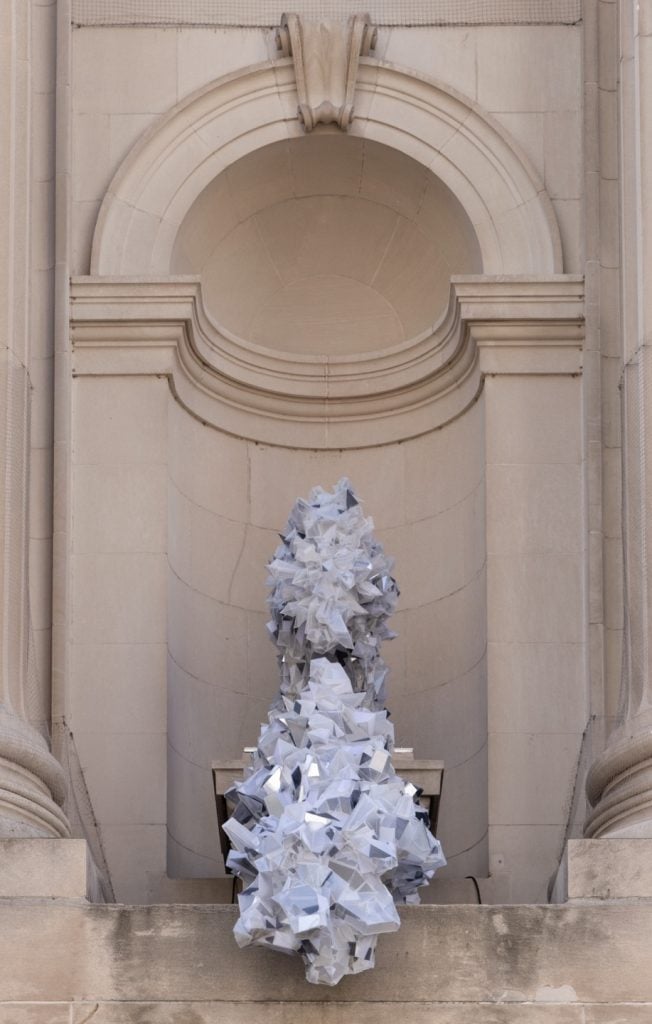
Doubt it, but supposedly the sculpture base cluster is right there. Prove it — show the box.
[224,480,445,985]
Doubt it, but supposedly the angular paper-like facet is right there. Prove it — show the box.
[225,478,445,985]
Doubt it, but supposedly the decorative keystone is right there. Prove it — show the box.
[276,12,377,131]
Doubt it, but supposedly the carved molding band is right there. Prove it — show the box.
[70,275,583,448]
[276,13,377,131]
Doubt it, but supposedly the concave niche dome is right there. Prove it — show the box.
[171,134,482,355]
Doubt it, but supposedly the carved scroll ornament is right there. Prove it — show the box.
[276,12,377,131]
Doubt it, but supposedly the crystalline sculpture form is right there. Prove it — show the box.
[223,478,445,985]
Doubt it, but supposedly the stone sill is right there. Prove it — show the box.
[0,901,651,1007]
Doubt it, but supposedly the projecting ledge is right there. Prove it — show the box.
[0,901,651,1007]
[69,275,583,448]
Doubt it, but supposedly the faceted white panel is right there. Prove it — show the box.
[224,481,445,985]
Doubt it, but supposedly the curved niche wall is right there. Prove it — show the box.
[166,133,487,881]
[171,134,481,354]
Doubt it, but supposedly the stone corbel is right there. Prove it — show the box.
[276,12,377,131]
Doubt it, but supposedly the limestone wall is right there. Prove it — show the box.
[63,18,587,905]
[70,24,582,276]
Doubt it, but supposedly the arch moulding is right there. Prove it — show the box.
[91,58,562,278]
[73,57,582,449]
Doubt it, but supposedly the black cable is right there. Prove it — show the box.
[465,875,482,904]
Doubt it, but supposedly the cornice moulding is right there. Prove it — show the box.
[70,275,584,448]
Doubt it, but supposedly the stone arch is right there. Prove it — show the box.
[90,58,562,278]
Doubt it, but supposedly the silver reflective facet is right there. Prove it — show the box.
[225,478,445,986]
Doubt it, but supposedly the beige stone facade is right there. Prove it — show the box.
[1,0,651,1018]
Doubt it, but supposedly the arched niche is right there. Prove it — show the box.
[91,59,561,279]
[171,134,482,354]
[73,57,581,890]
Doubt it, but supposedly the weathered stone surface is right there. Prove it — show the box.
[584,1010,652,1023]
[566,838,652,900]
[0,1009,69,1024]
[0,839,91,899]
[0,904,651,1005]
[3,1002,651,1024]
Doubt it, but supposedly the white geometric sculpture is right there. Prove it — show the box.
[223,479,445,985]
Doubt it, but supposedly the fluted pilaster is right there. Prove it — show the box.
[585,0,652,838]
[0,1,69,837]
